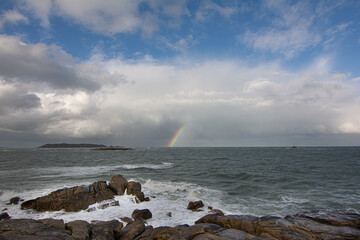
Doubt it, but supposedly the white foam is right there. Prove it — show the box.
[0,178,239,227]
[120,162,174,170]
[1,163,175,179]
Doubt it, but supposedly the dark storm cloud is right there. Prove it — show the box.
[0,90,40,114]
[0,34,100,91]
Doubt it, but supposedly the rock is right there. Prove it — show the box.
[180,223,224,239]
[132,209,152,221]
[187,200,204,211]
[139,227,182,240]
[109,174,128,195]
[216,229,265,240]
[134,225,153,239]
[90,220,123,240]
[7,197,22,205]
[144,197,150,202]
[195,210,360,240]
[167,212,172,217]
[66,220,91,240]
[120,217,134,225]
[294,210,360,228]
[195,214,259,234]
[192,233,229,240]
[134,191,145,203]
[0,218,74,239]
[119,220,146,240]
[0,212,10,221]
[37,218,65,231]
[210,208,225,216]
[21,181,114,212]
[127,181,141,195]
[97,200,119,209]
[1,208,7,212]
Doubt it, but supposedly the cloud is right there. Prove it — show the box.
[0,35,359,147]
[196,0,237,21]
[0,34,116,91]
[240,1,351,58]
[0,9,29,29]
[19,0,189,36]
[20,0,52,28]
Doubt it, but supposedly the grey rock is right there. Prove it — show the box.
[119,220,145,240]
[132,209,152,221]
[109,175,128,195]
[127,182,141,195]
[0,219,74,240]
[66,220,91,240]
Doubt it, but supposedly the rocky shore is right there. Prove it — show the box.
[1,175,359,240]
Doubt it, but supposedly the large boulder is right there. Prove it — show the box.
[109,175,128,195]
[195,210,360,239]
[21,181,114,212]
[126,181,141,195]
[180,223,224,239]
[132,209,152,221]
[0,218,74,240]
[66,220,91,240]
[188,200,204,211]
[0,212,10,221]
[119,220,145,240]
[90,220,123,240]
[37,218,66,231]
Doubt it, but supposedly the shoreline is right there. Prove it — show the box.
[1,175,360,239]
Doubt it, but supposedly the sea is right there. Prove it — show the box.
[0,147,359,227]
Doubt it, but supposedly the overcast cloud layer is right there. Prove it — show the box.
[0,0,360,147]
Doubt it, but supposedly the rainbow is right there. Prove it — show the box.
[168,125,186,147]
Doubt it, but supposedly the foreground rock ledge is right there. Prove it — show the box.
[21,175,147,212]
[1,210,359,239]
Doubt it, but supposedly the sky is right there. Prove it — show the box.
[0,0,360,148]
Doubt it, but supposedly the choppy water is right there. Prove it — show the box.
[0,147,359,227]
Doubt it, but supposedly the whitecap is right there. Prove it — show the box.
[119,162,174,170]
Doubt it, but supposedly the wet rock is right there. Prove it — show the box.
[132,209,152,221]
[209,209,225,216]
[0,212,10,221]
[120,217,134,225]
[134,225,153,240]
[21,181,114,212]
[167,212,172,217]
[294,210,360,228]
[216,229,265,240]
[37,218,65,231]
[109,174,128,195]
[119,220,146,240]
[144,197,150,202]
[90,220,123,240]
[180,223,224,239]
[138,226,179,240]
[195,210,360,240]
[0,218,74,239]
[187,200,204,211]
[127,181,141,195]
[192,233,229,240]
[134,191,145,203]
[7,197,22,205]
[66,220,91,240]
[97,200,119,209]
[1,208,7,212]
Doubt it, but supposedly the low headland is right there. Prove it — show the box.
[1,174,359,240]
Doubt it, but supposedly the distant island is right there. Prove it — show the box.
[38,143,133,150]
[38,143,107,148]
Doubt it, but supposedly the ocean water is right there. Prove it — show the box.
[0,147,359,227]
